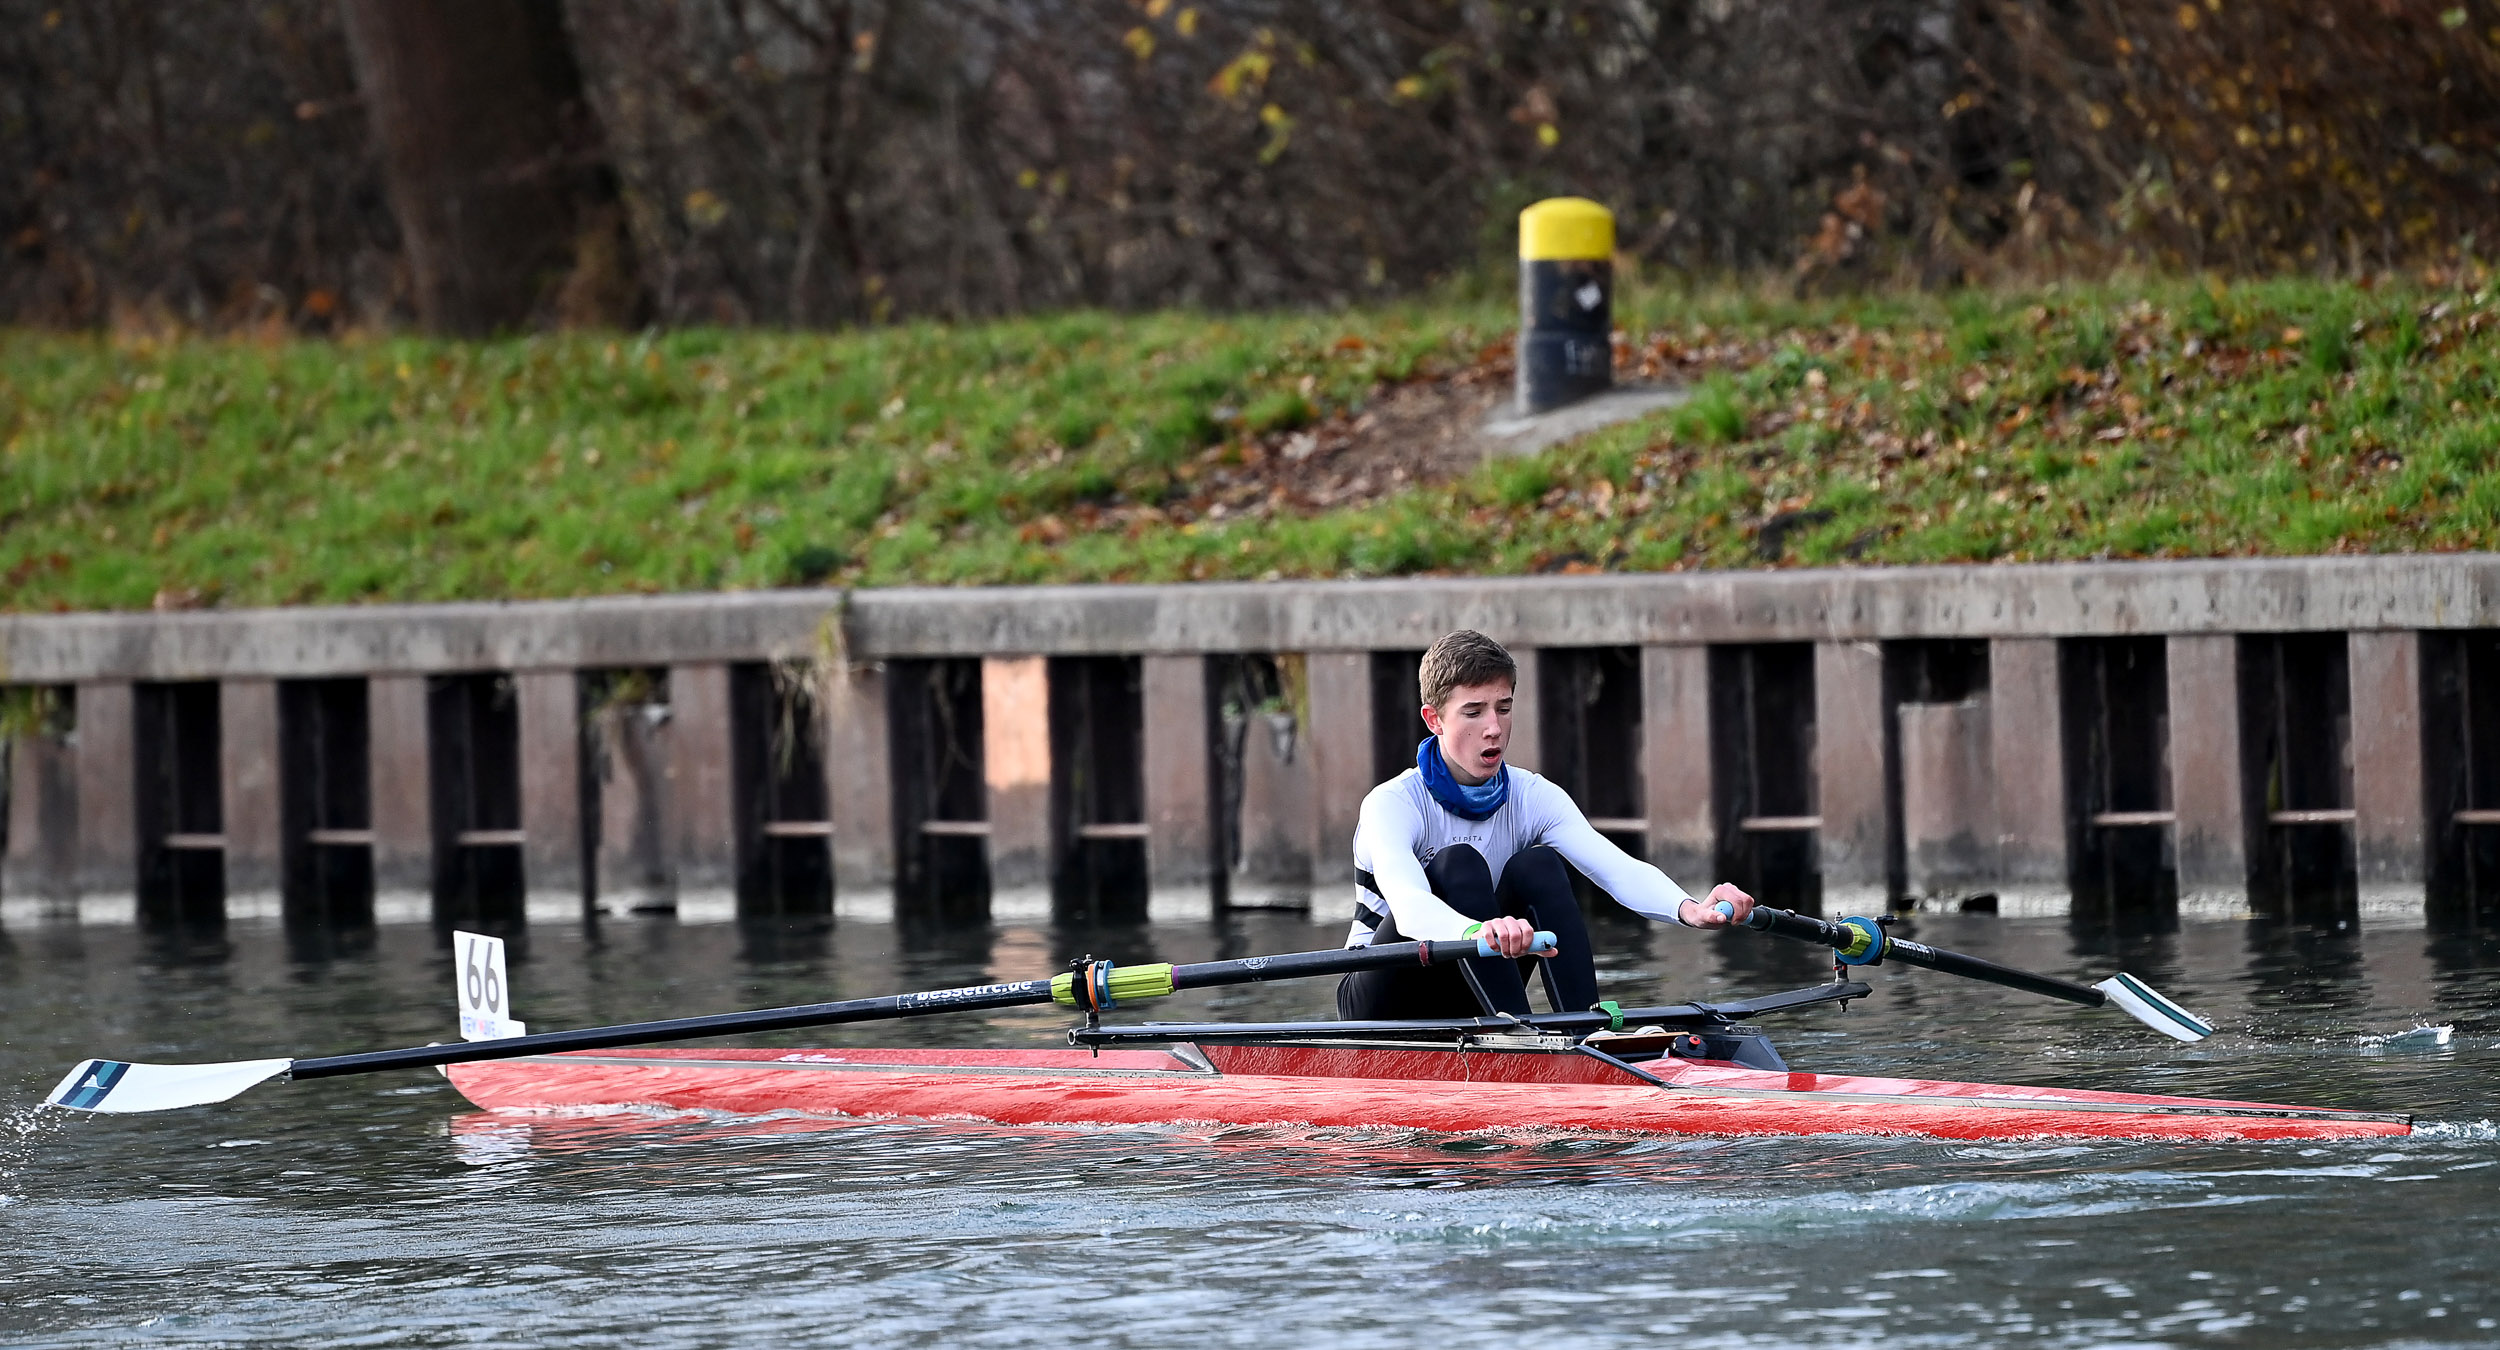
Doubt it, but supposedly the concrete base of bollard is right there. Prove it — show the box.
[1478,383,1689,459]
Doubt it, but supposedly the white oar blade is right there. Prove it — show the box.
[2094,974,2215,1043]
[45,1057,293,1114]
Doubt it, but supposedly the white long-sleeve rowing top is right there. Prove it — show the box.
[1346,765,1694,946]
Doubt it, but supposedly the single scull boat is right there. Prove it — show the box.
[45,910,2412,1141]
[443,990,2410,1142]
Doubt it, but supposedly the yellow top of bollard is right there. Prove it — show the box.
[1518,197,1614,262]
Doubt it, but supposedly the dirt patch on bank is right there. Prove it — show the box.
[1176,366,1513,520]
[1019,331,1754,543]
[1153,330,1753,523]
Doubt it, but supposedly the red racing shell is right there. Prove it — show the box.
[447,1044,2410,1142]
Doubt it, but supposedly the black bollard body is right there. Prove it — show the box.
[1516,197,1614,415]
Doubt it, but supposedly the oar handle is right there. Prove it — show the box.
[1477,930,1560,958]
[1741,907,2107,1009]
[1742,905,1855,948]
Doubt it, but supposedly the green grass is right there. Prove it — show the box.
[3,272,2497,613]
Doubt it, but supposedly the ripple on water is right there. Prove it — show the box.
[0,1105,71,1206]
[2413,1118,2500,1141]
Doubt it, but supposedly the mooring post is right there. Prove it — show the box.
[1141,654,1212,891]
[2167,635,2249,903]
[219,678,282,902]
[368,675,431,902]
[2348,630,2426,893]
[1516,197,1615,415]
[514,669,583,902]
[983,656,1052,891]
[1987,638,2069,903]
[669,662,736,900]
[1641,645,1714,884]
[1305,653,1373,891]
[1506,645,1544,771]
[822,660,894,891]
[1814,641,1887,907]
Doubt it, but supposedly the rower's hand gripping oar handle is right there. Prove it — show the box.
[1474,930,1559,959]
[1740,906,2109,1008]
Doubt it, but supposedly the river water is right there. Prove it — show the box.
[4,909,2497,1348]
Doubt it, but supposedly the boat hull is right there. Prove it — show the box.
[446,1044,2410,1142]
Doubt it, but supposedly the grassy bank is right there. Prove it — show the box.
[4,273,2497,613]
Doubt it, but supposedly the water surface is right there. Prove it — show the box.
[5,911,2496,1347]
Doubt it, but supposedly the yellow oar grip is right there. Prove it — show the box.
[1050,963,1176,1008]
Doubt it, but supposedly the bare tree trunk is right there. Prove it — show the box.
[338,0,637,333]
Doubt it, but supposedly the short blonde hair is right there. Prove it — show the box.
[1419,630,1516,711]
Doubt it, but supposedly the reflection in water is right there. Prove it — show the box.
[138,921,233,968]
[735,915,833,966]
[282,918,377,965]
[896,910,998,962]
[4,910,2499,1349]
[1705,920,1833,989]
[1205,917,1270,964]
[1048,920,1163,976]
[2065,915,2186,993]
[2424,922,2500,1020]
[2066,894,2179,948]
[2242,917,2368,1018]
[429,914,530,963]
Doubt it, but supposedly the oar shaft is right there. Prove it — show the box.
[289,981,1055,1080]
[1169,941,1469,992]
[1742,907,2107,1008]
[290,938,1495,1082]
[1881,936,2107,1007]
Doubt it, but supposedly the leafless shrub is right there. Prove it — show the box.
[0,1,395,329]
[3,0,2494,331]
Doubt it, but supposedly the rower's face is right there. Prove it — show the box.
[1422,679,1513,783]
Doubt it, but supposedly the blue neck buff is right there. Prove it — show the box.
[1418,737,1509,821]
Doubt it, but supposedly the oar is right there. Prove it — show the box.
[42,931,1555,1115]
[1739,906,2214,1042]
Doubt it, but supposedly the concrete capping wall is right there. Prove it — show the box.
[9,555,2500,683]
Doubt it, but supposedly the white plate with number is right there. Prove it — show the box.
[454,930,529,1042]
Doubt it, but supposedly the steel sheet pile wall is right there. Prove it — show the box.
[7,556,2500,930]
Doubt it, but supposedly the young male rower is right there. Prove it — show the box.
[1340,629,1757,1020]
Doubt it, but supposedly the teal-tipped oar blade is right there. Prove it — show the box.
[47,1057,293,1114]
[2093,974,2216,1043]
